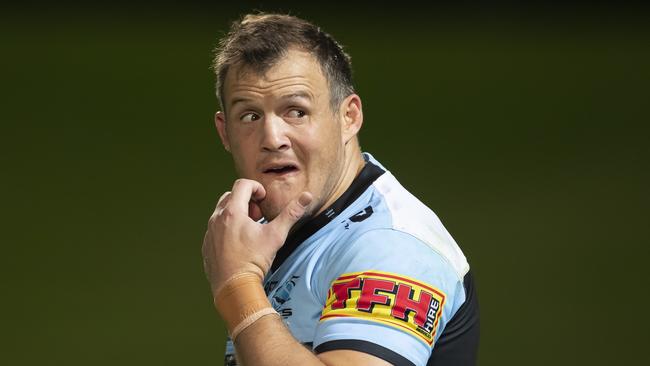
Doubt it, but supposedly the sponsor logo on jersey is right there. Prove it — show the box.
[344,206,374,229]
[349,206,374,222]
[320,270,445,346]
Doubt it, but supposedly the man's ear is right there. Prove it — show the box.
[215,111,231,152]
[340,94,363,144]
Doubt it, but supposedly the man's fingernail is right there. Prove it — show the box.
[298,192,312,207]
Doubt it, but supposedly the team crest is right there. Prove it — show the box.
[269,275,299,317]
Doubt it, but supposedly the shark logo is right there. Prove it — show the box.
[271,275,299,312]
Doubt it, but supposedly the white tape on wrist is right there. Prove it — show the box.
[230,307,279,342]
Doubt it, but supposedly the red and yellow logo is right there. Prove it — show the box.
[320,271,445,346]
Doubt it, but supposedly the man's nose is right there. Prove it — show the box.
[260,114,290,152]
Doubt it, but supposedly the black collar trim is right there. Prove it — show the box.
[270,157,386,272]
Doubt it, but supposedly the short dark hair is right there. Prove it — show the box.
[212,13,355,113]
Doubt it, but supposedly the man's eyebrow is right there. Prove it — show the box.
[229,92,312,108]
[230,97,252,108]
[280,91,313,101]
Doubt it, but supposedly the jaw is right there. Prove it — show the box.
[257,174,305,220]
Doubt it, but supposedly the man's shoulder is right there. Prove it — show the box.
[308,153,469,280]
[364,169,469,279]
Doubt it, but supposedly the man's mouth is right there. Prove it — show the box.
[263,164,299,175]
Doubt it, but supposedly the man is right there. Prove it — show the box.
[202,13,479,366]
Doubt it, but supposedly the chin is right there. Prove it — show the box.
[260,192,293,220]
[260,203,281,220]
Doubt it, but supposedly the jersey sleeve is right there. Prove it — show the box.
[312,229,467,366]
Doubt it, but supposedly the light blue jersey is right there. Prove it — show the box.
[225,153,479,366]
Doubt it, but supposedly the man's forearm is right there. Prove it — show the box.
[233,311,326,366]
[213,272,326,366]
[220,282,391,366]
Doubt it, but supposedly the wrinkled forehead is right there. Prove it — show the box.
[222,49,329,101]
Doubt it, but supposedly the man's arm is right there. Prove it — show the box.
[202,179,391,366]
[233,296,393,366]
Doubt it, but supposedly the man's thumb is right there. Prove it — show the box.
[270,192,313,234]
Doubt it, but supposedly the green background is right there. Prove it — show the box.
[2,3,648,365]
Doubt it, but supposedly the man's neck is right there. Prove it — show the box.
[314,145,366,217]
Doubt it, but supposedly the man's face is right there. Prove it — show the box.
[216,49,348,219]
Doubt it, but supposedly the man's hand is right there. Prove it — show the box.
[201,180,397,366]
[202,178,313,297]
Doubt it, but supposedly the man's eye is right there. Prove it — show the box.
[286,109,306,119]
[240,113,260,123]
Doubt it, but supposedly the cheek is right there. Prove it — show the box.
[305,141,343,188]
[231,144,258,177]
[228,125,259,160]
[304,120,343,154]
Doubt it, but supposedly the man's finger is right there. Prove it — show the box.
[210,192,232,219]
[269,192,313,235]
[249,201,264,221]
[216,191,231,209]
[229,179,266,213]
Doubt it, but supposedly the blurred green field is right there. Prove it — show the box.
[1,4,648,365]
